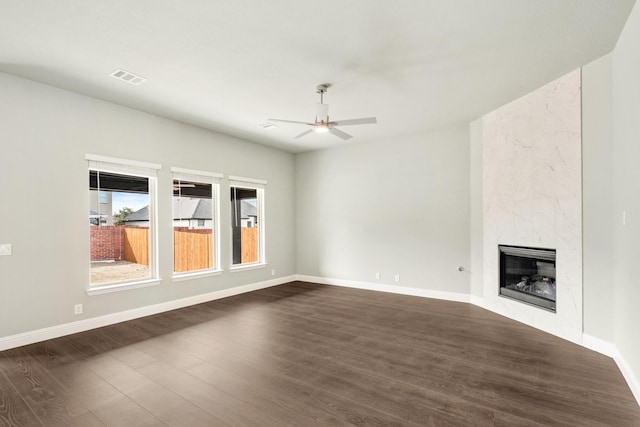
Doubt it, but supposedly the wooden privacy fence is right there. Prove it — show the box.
[241,227,258,263]
[123,227,149,265]
[115,226,256,268]
[174,230,213,272]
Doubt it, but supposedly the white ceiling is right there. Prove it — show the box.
[0,1,634,153]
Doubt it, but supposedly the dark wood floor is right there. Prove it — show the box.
[1,282,639,426]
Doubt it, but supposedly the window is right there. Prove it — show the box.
[172,167,221,277]
[230,176,265,268]
[87,154,160,291]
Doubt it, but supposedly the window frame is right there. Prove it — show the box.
[171,167,223,281]
[229,176,266,271]
[86,154,161,295]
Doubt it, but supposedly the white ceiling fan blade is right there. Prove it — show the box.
[329,127,353,140]
[294,129,314,139]
[268,118,313,126]
[331,117,377,126]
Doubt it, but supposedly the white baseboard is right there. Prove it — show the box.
[583,333,640,406]
[295,275,470,303]
[469,294,485,307]
[0,275,295,352]
[582,333,617,358]
[614,349,640,406]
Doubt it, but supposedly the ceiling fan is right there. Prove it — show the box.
[268,84,377,140]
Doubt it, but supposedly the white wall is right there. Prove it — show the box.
[611,0,640,387]
[581,54,615,342]
[469,119,484,299]
[295,126,471,296]
[0,72,296,338]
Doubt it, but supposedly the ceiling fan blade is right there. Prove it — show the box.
[294,129,314,139]
[331,117,377,126]
[268,118,313,126]
[329,127,353,140]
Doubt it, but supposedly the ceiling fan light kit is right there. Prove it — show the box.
[268,84,377,141]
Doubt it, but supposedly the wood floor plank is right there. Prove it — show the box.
[90,394,167,427]
[127,381,233,427]
[0,347,90,426]
[0,369,43,427]
[204,336,497,426]
[80,354,155,395]
[136,360,297,427]
[0,281,638,426]
[187,356,406,426]
[65,411,107,427]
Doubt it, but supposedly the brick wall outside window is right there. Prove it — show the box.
[90,225,124,261]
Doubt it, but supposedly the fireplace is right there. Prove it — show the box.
[499,245,556,312]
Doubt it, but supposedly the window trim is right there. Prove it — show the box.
[171,269,223,283]
[86,154,161,174]
[229,262,268,273]
[228,175,267,187]
[172,166,223,181]
[229,176,266,270]
[87,278,162,296]
[171,166,223,280]
[87,154,161,293]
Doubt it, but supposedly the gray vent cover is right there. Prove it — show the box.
[110,69,146,85]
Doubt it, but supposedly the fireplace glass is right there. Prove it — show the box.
[499,245,556,312]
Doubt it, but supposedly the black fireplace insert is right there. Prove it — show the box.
[499,245,556,312]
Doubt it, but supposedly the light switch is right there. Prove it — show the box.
[0,244,12,256]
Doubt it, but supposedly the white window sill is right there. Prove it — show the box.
[229,262,267,273]
[87,278,162,296]
[172,269,223,283]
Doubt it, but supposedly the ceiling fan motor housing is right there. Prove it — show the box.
[316,84,329,94]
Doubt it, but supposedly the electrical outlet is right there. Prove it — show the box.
[74,304,83,315]
[271,269,276,276]
[0,243,12,256]
[623,210,627,226]
[375,272,381,280]
[394,274,400,283]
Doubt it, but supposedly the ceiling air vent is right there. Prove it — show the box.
[110,69,146,85]
[258,122,278,129]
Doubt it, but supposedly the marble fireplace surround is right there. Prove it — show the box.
[481,69,583,344]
